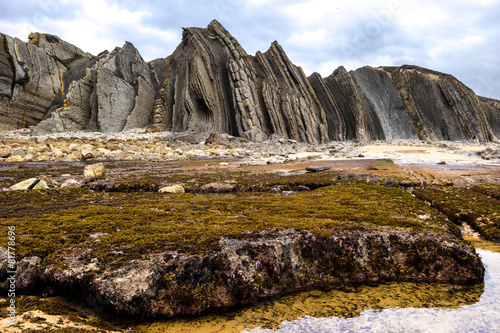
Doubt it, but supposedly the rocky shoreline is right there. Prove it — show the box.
[4,228,483,320]
[2,133,499,326]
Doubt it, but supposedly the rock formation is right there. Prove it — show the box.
[1,228,484,318]
[0,33,71,130]
[149,21,328,144]
[34,41,156,134]
[1,21,500,143]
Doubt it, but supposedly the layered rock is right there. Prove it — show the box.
[316,65,497,142]
[27,32,91,63]
[0,33,70,130]
[383,66,496,142]
[149,20,328,144]
[34,42,156,134]
[1,22,500,144]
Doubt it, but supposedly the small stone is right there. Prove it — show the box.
[11,148,28,157]
[5,155,23,162]
[61,179,83,189]
[23,154,35,162]
[0,147,11,158]
[80,144,95,159]
[453,178,467,188]
[33,180,49,190]
[159,185,185,194]
[282,191,297,196]
[83,163,106,182]
[38,175,60,188]
[10,178,38,190]
[219,162,229,166]
[200,182,236,193]
[305,165,331,172]
[67,150,83,159]
[122,144,136,152]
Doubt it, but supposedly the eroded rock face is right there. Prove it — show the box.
[0,33,69,130]
[319,65,497,142]
[34,41,155,134]
[386,66,496,142]
[1,22,500,144]
[149,20,329,144]
[1,228,484,318]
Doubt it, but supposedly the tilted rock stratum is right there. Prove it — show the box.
[1,20,499,143]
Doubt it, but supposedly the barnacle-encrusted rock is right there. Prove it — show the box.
[1,228,484,318]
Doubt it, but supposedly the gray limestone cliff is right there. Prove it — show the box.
[34,41,155,134]
[0,33,71,130]
[149,20,328,144]
[1,21,500,143]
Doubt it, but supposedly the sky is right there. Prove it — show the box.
[1,0,499,99]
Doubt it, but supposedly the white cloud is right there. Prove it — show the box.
[0,21,38,41]
[0,0,178,58]
[429,35,484,59]
[288,28,328,48]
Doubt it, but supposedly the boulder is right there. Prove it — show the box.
[200,182,236,193]
[10,178,38,190]
[158,185,185,194]
[306,165,332,172]
[32,180,49,190]
[61,179,83,189]
[83,163,106,182]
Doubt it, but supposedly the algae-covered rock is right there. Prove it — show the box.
[7,228,483,318]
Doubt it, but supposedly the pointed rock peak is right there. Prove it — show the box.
[28,32,60,46]
[208,19,225,30]
[208,19,234,39]
[27,32,93,60]
[332,65,348,76]
[122,41,139,54]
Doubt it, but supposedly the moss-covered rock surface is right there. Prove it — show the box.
[0,156,495,321]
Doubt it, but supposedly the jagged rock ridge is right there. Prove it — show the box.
[1,20,499,143]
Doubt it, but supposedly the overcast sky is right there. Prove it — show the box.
[1,0,499,99]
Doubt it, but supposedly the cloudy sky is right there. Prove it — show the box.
[1,0,499,99]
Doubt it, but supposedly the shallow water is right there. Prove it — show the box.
[136,245,500,333]
[248,249,500,333]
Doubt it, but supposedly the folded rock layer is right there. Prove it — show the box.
[0,21,499,143]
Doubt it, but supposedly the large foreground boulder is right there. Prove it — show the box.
[1,228,484,318]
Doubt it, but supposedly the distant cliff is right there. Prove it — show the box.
[1,20,499,143]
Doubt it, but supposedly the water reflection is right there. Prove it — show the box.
[136,249,499,333]
[250,249,500,333]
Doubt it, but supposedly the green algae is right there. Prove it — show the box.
[125,281,484,332]
[413,185,500,241]
[0,183,451,268]
[0,276,484,332]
